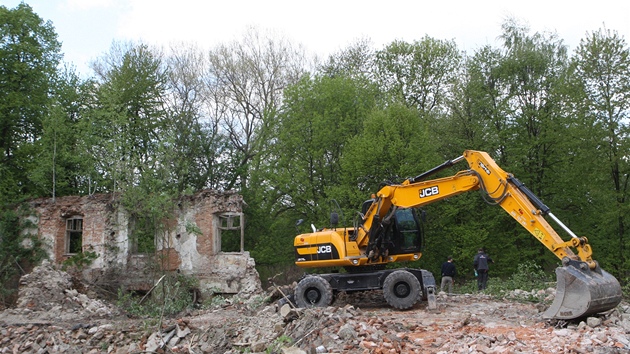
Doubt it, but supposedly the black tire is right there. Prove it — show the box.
[295,276,334,308]
[383,270,421,310]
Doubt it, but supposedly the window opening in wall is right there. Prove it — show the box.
[218,213,242,252]
[65,217,83,254]
[129,215,157,254]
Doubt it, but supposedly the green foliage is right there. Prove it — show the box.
[495,261,552,291]
[334,103,438,212]
[99,342,109,351]
[266,335,293,354]
[479,261,553,303]
[0,208,47,306]
[455,261,553,304]
[319,38,375,79]
[0,3,62,203]
[622,279,630,300]
[116,273,199,318]
[250,73,379,261]
[202,293,229,308]
[569,28,630,279]
[185,222,203,236]
[271,74,378,222]
[375,36,462,112]
[29,67,96,198]
[2,4,630,293]
[122,186,176,255]
[61,251,98,271]
[87,41,169,194]
[456,279,479,294]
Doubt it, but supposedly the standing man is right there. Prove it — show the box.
[473,248,493,290]
[440,256,456,294]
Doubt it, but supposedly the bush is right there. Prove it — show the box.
[456,261,553,303]
[266,335,293,353]
[0,208,47,307]
[497,261,551,291]
[116,273,200,318]
[484,261,553,302]
[61,251,98,271]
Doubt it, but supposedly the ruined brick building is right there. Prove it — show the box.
[24,190,262,297]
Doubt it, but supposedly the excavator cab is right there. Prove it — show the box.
[358,199,425,255]
[387,208,424,255]
[362,203,426,264]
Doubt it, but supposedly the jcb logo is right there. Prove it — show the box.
[478,162,491,175]
[317,245,332,254]
[419,186,439,198]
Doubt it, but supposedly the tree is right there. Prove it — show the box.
[420,20,575,275]
[570,28,630,276]
[29,65,95,199]
[0,3,61,203]
[496,18,570,178]
[205,27,307,190]
[271,74,377,221]
[465,20,572,269]
[374,37,462,115]
[336,103,437,209]
[248,74,377,264]
[87,41,169,192]
[86,42,180,265]
[319,37,376,80]
[438,45,506,155]
[202,28,309,266]
[163,42,229,192]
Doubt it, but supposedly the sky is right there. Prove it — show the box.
[3,0,630,76]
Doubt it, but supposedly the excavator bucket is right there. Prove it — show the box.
[543,260,622,320]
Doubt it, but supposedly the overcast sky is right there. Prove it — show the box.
[4,0,630,76]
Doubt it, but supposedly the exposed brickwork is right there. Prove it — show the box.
[24,189,260,296]
[28,194,114,263]
[157,248,181,271]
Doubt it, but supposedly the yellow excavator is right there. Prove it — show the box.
[293,150,622,319]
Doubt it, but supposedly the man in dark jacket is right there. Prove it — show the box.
[440,256,457,294]
[473,248,494,290]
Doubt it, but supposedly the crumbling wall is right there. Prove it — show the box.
[25,190,261,297]
[28,194,116,268]
[168,190,261,295]
[198,252,262,295]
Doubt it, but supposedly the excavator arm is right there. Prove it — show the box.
[358,151,594,265]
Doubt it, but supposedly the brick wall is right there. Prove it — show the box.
[25,189,261,296]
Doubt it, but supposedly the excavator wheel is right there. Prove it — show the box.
[543,258,622,320]
[383,270,421,310]
[295,275,334,308]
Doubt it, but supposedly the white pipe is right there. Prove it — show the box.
[548,212,579,239]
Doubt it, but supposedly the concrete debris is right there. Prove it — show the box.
[1,264,630,353]
[5,260,121,324]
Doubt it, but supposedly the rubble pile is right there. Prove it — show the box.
[6,260,120,323]
[257,292,630,354]
[1,264,630,353]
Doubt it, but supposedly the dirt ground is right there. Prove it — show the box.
[1,262,629,353]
